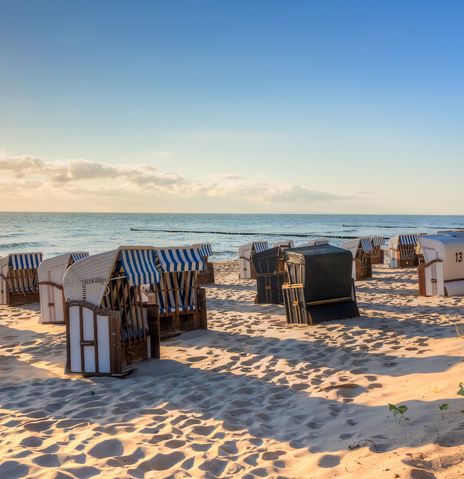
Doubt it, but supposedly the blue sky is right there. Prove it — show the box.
[1,1,463,213]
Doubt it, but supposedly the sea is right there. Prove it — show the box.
[0,212,463,260]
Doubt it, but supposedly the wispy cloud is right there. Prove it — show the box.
[0,152,350,211]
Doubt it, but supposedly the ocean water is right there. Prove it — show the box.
[0,212,463,260]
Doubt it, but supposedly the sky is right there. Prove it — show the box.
[1,0,463,214]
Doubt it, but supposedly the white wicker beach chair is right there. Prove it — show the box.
[38,252,88,324]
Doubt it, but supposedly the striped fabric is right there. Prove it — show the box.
[156,271,197,313]
[9,253,43,270]
[360,238,374,253]
[156,248,206,273]
[120,249,160,286]
[71,252,89,263]
[194,243,214,258]
[307,238,329,247]
[253,241,269,253]
[399,234,418,246]
[370,236,384,247]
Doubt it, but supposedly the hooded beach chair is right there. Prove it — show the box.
[387,234,419,268]
[305,238,330,247]
[370,236,385,264]
[38,252,89,324]
[0,252,43,306]
[193,243,215,284]
[238,241,269,279]
[154,247,207,338]
[282,245,359,325]
[272,240,295,248]
[252,245,290,304]
[63,246,161,376]
[341,237,373,281]
[418,235,464,296]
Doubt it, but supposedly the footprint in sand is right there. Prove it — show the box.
[20,436,43,448]
[63,466,100,478]
[0,461,29,479]
[131,451,185,475]
[88,438,124,459]
[32,454,61,467]
[24,420,54,432]
[318,454,341,468]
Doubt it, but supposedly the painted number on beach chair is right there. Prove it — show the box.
[456,252,463,263]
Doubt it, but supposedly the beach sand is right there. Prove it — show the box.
[1,261,464,478]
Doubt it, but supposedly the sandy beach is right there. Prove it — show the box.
[1,260,464,479]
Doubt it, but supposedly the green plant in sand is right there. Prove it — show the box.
[457,383,464,396]
[438,403,448,418]
[388,403,409,422]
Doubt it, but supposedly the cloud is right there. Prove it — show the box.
[0,152,349,211]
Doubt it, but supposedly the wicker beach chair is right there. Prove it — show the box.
[252,245,290,304]
[238,241,269,279]
[387,235,419,268]
[0,252,43,306]
[370,236,385,264]
[341,238,373,281]
[154,247,208,338]
[38,252,89,324]
[305,238,330,247]
[63,247,161,376]
[282,245,359,325]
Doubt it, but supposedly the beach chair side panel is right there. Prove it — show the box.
[66,302,122,376]
[39,265,66,323]
[282,284,309,324]
[198,261,215,285]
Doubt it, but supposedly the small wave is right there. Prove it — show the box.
[0,241,48,249]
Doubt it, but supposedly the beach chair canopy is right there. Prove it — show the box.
[71,252,89,262]
[120,248,160,286]
[272,240,294,248]
[305,238,330,247]
[38,252,89,284]
[63,246,160,307]
[156,247,206,273]
[192,243,214,258]
[285,245,353,302]
[341,238,373,257]
[7,253,43,270]
[238,241,269,258]
[370,236,384,247]
[388,234,419,249]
